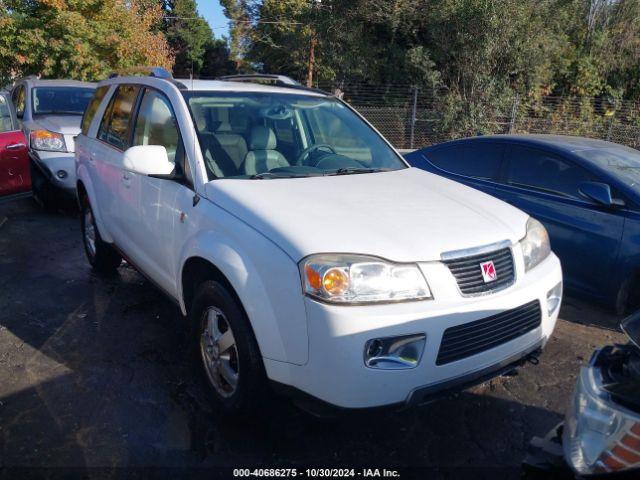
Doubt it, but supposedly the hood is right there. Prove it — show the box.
[32,115,82,153]
[205,168,529,262]
[34,115,82,135]
[622,311,640,349]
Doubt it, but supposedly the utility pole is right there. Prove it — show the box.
[306,0,321,87]
[307,35,317,87]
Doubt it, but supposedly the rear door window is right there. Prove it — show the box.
[81,86,109,135]
[98,85,140,150]
[506,145,596,199]
[0,94,16,132]
[425,143,504,180]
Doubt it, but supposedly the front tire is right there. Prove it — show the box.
[190,280,268,415]
[80,196,121,273]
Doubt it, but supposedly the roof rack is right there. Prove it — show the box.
[217,74,301,87]
[108,66,173,80]
[216,73,331,96]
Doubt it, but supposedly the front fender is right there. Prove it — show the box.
[177,228,308,366]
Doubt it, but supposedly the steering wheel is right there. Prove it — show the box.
[295,144,337,166]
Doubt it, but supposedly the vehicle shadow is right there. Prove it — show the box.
[559,296,623,332]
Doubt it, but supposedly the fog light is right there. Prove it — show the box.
[547,281,563,316]
[56,170,68,179]
[364,333,425,369]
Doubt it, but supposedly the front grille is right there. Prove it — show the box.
[436,300,541,365]
[443,247,515,296]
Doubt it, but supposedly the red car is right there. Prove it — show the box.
[0,91,30,200]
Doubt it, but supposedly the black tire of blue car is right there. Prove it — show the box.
[616,275,640,316]
[80,196,122,273]
[30,161,58,212]
[190,280,269,416]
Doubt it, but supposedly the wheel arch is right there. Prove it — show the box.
[176,229,308,366]
[181,256,246,319]
[75,165,114,243]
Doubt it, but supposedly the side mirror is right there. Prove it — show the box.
[578,181,625,208]
[123,145,174,176]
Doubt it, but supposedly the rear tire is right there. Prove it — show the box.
[190,280,268,415]
[80,196,121,273]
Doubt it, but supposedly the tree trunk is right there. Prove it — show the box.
[307,34,317,87]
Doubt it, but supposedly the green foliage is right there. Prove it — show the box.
[163,0,213,76]
[229,0,640,135]
[0,0,173,84]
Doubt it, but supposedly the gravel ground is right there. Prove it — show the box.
[0,198,629,479]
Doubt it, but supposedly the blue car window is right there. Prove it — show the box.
[506,145,596,199]
[580,147,640,191]
[425,143,503,180]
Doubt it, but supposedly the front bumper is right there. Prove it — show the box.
[265,252,562,409]
[30,150,76,193]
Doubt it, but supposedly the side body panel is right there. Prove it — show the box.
[176,197,310,366]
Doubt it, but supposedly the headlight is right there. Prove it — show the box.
[520,218,551,272]
[30,130,67,152]
[300,254,432,304]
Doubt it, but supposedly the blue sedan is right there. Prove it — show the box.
[405,135,640,314]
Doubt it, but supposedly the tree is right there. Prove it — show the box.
[0,0,173,84]
[200,39,237,78]
[162,0,213,76]
[219,0,253,71]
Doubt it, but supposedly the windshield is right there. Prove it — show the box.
[32,87,95,116]
[580,146,640,190]
[182,91,406,179]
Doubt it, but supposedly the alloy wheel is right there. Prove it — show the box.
[200,306,240,397]
[83,207,96,258]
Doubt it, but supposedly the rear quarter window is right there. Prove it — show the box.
[81,86,109,136]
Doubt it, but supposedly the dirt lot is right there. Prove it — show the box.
[0,198,629,478]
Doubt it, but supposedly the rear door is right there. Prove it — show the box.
[93,84,141,250]
[498,144,625,298]
[0,93,30,198]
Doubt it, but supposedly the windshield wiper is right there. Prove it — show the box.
[250,172,315,179]
[329,167,391,176]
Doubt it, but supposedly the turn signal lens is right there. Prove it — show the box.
[304,264,322,290]
[323,268,349,295]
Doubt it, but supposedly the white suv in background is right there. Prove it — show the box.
[10,77,96,205]
[75,69,563,413]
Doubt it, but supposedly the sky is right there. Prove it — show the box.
[196,0,230,39]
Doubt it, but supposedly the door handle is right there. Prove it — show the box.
[122,171,131,188]
[5,142,26,151]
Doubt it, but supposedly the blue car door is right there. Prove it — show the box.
[497,144,625,299]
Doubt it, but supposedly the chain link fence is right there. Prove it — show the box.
[318,82,640,150]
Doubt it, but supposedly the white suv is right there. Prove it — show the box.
[10,77,96,204]
[76,69,563,413]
